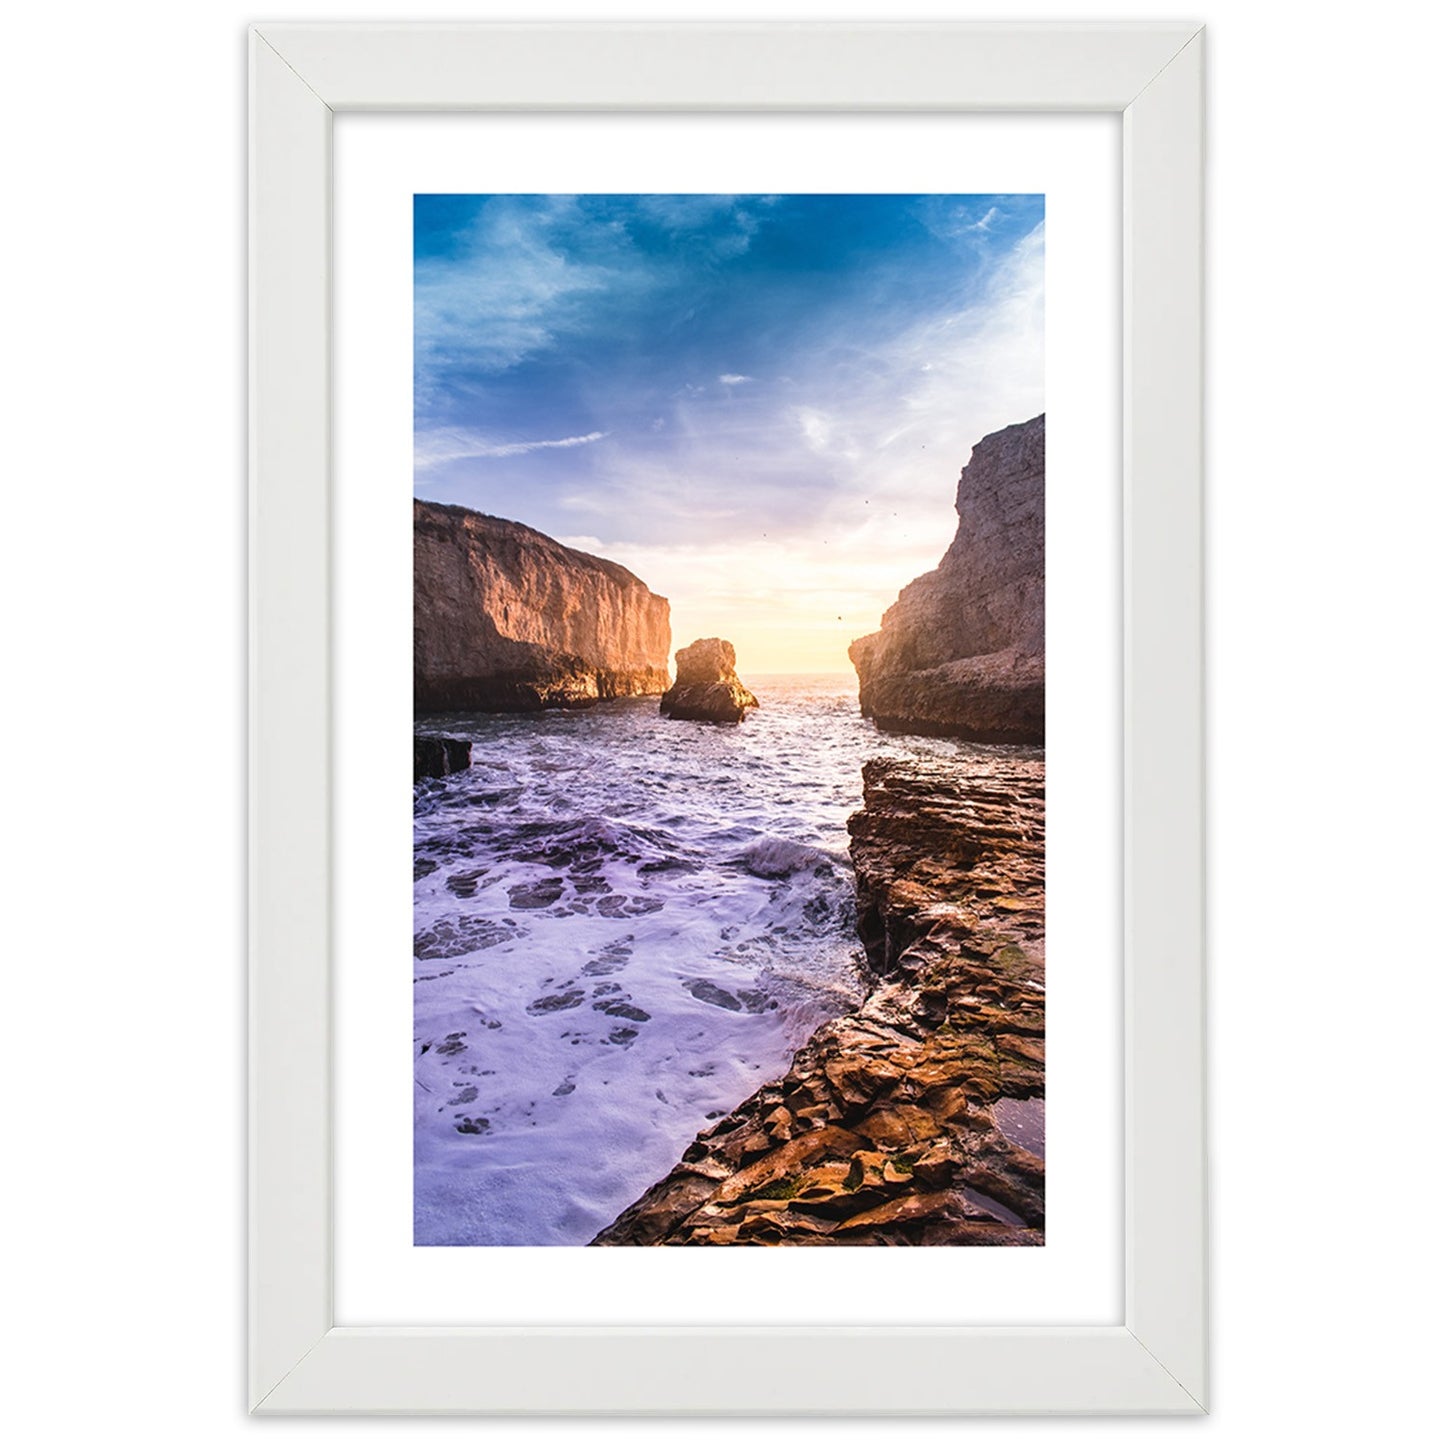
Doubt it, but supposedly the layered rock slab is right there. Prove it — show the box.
[592,753,1045,1246]
[415,499,671,712]
[659,637,759,723]
[850,414,1044,743]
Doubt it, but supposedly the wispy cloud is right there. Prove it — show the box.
[635,195,762,258]
[916,196,1034,251]
[415,428,607,470]
[415,194,1045,668]
[796,407,831,454]
[414,197,630,407]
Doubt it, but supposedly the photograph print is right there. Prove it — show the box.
[412,193,1045,1246]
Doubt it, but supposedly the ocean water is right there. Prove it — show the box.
[413,674,985,1246]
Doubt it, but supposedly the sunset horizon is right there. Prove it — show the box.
[414,192,1043,673]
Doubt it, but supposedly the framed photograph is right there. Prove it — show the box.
[250,21,1204,1414]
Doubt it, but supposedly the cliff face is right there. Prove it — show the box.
[592,754,1045,1247]
[850,414,1044,743]
[414,500,671,712]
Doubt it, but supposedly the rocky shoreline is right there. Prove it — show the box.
[592,751,1045,1246]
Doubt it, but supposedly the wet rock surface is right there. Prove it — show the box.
[660,637,760,723]
[592,752,1045,1246]
[414,734,472,781]
[850,415,1044,744]
[415,499,671,713]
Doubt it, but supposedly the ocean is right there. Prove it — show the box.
[413,673,996,1246]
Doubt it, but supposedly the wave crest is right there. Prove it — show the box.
[737,836,843,879]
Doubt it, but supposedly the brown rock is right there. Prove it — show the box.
[850,415,1044,742]
[911,1142,959,1188]
[963,1168,1045,1229]
[924,1086,982,1126]
[711,1126,867,1206]
[413,734,472,781]
[791,1104,835,1127]
[1000,1144,1046,1185]
[997,1034,1046,1065]
[763,1212,839,1238]
[673,636,741,687]
[414,499,670,712]
[920,1220,1043,1247]
[855,1105,940,1149]
[824,1055,903,1109]
[792,1162,856,1200]
[763,1106,795,1142]
[659,637,759,723]
[831,1191,963,1233]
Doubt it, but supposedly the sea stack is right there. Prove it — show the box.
[414,500,671,712]
[660,638,759,723]
[849,415,1044,744]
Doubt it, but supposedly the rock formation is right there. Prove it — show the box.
[415,500,671,713]
[592,753,1045,1246]
[413,735,471,782]
[850,414,1044,743]
[659,637,759,723]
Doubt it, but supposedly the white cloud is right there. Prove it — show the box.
[718,373,752,386]
[635,196,762,259]
[425,216,1045,672]
[796,407,830,453]
[413,199,618,405]
[415,429,607,469]
[548,220,1046,670]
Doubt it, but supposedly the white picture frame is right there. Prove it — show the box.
[249,21,1205,1415]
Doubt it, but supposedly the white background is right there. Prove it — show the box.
[333,111,1120,1326]
[2,0,1439,1440]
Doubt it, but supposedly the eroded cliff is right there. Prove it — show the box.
[414,500,671,712]
[850,415,1044,743]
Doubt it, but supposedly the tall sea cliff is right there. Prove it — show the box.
[414,499,671,713]
[850,415,1044,744]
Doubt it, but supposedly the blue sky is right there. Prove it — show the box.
[415,194,1043,672]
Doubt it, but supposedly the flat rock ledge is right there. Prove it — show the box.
[414,735,472,782]
[592,752,1045,1246]
[660,637,759,724]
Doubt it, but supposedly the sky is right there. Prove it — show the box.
[415,193,1043,674]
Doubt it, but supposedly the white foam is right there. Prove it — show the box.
[413,680,1011,1245]
[737,835,845,878]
